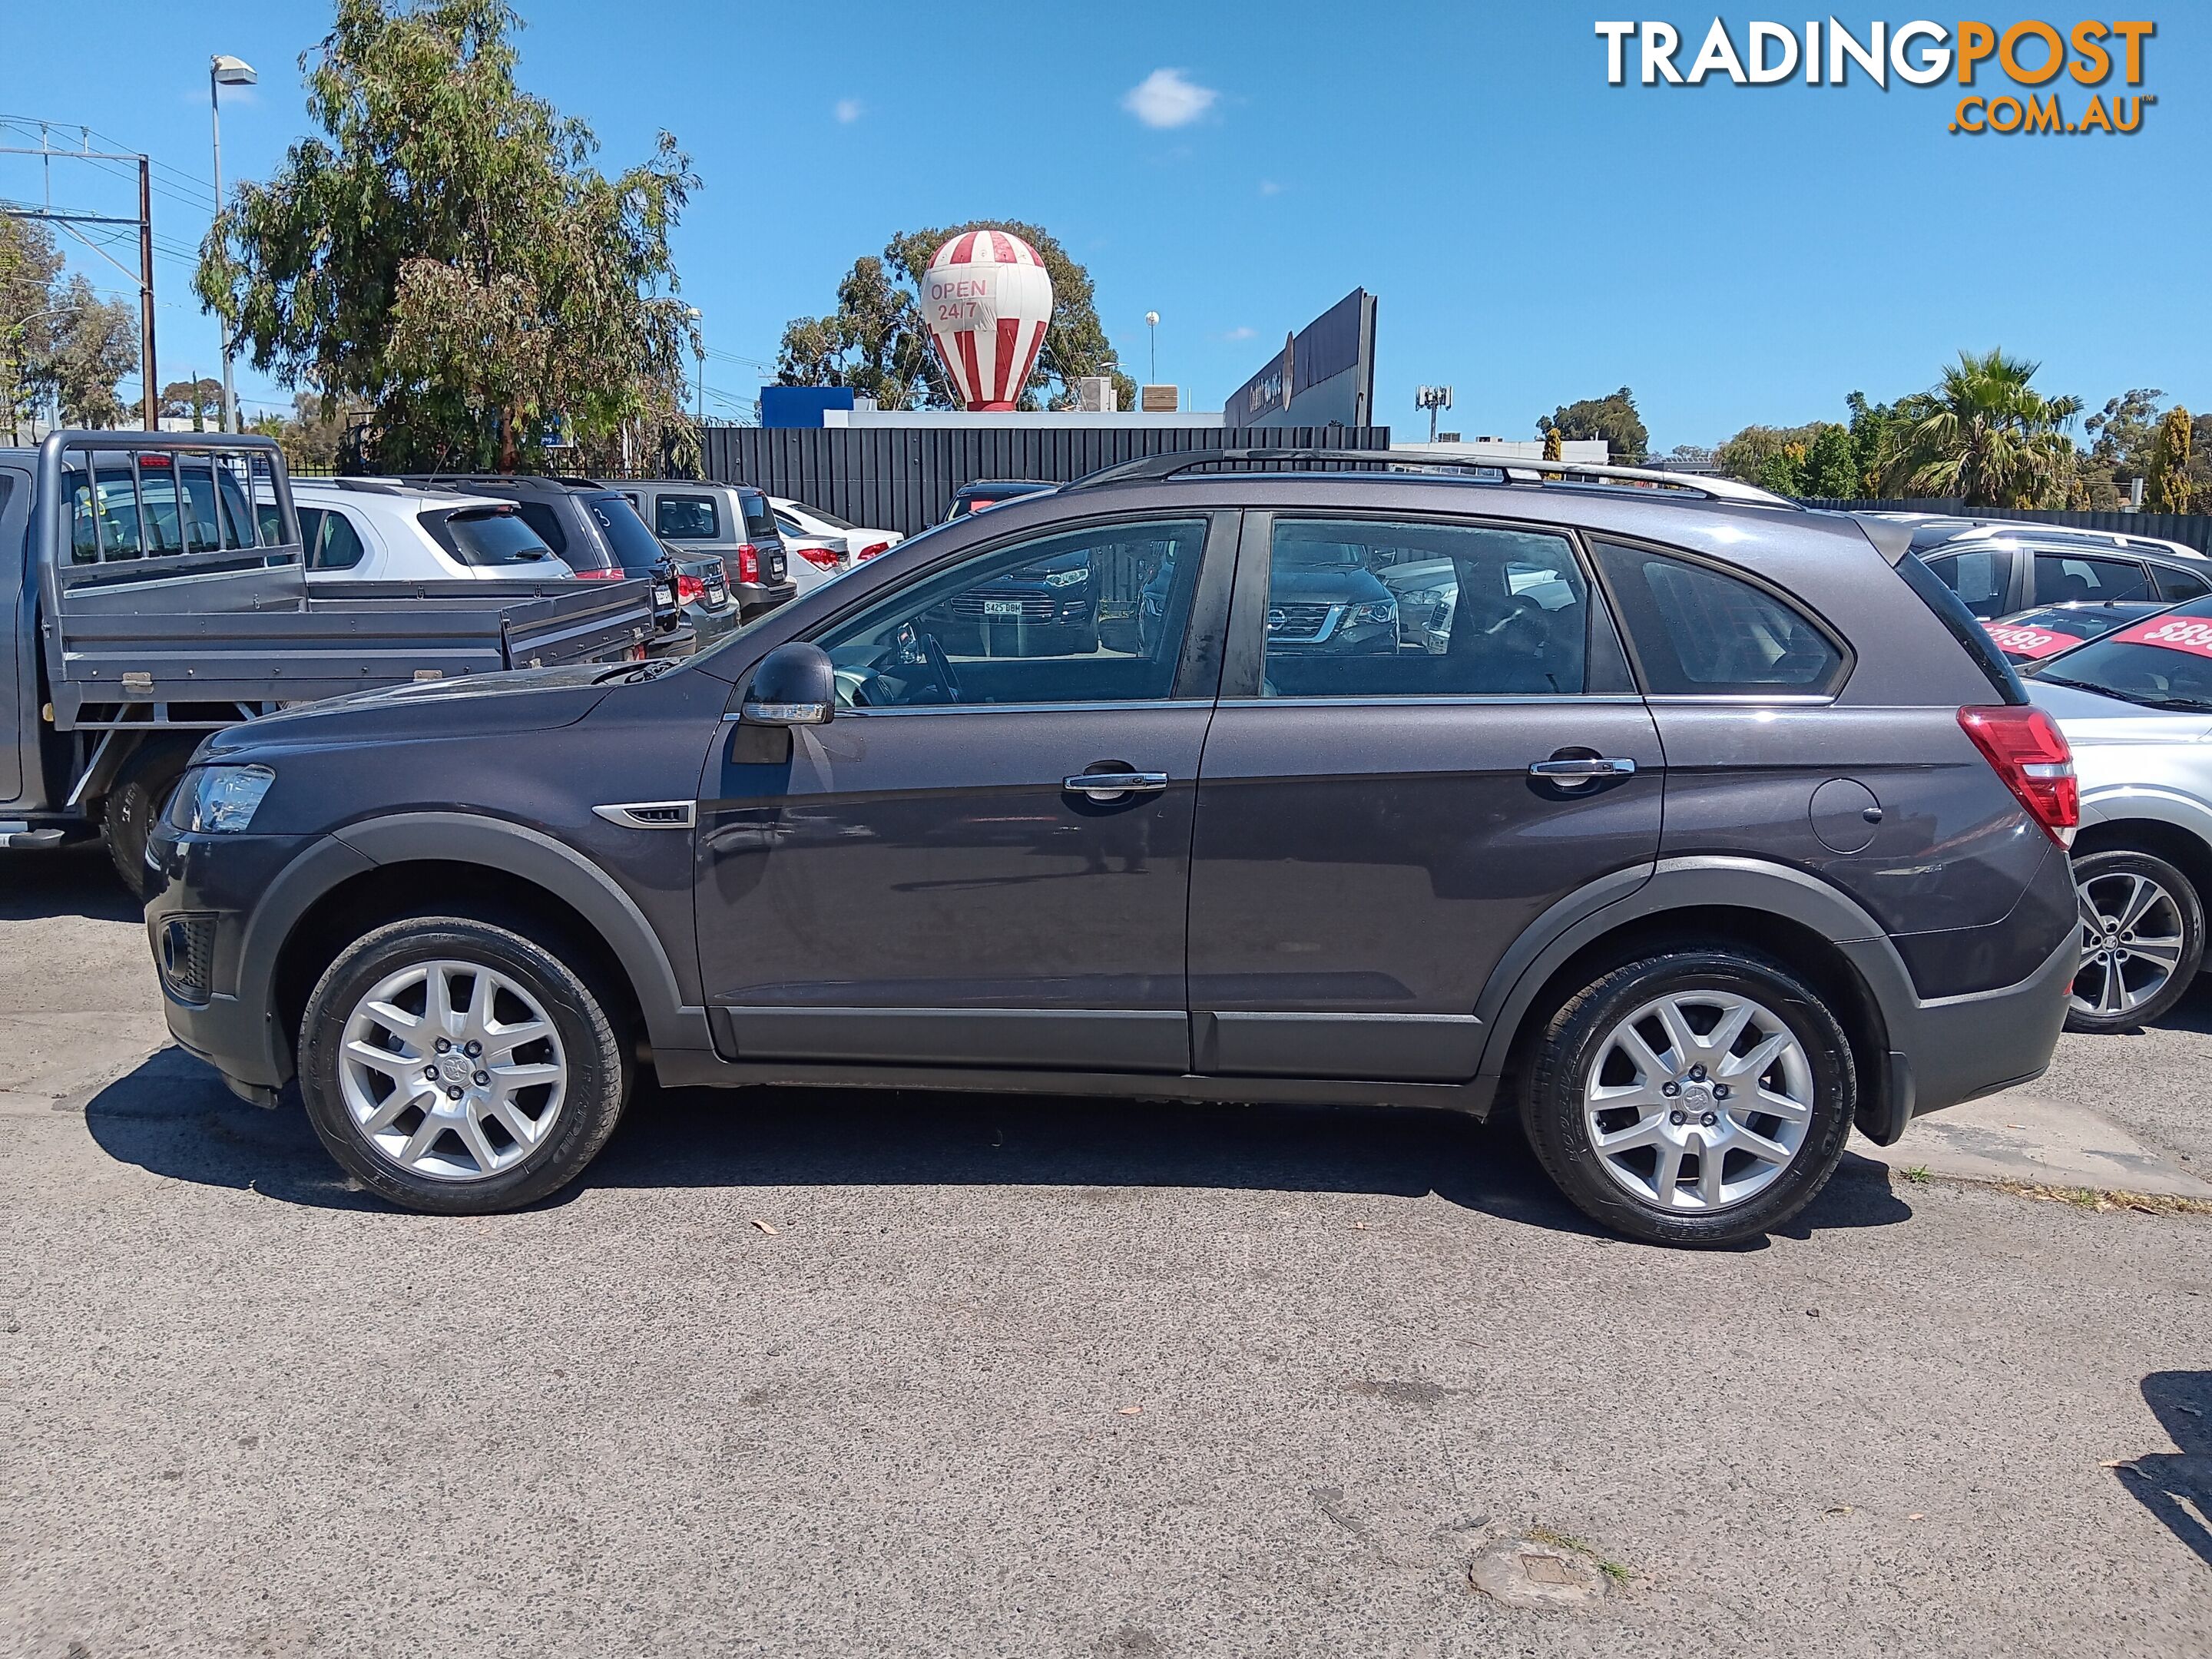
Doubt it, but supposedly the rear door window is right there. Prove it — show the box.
[2155,565,2210,602]
[1920,548,2012,618]
[2033,553,2151,605]
[655,494,720,539]
[1595,542,1846,697]
[310,507,367,571]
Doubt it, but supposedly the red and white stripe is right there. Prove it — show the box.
[922,230,1053,411]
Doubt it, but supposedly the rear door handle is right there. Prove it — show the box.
[1528,757,1637,786]
[1064,770,1170,800]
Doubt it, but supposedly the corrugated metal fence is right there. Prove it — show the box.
[702,425,1392,536]
[1801,498,2212,554]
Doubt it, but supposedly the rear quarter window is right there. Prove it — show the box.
[1593,542,1846,697]
[1896,552,2028,704]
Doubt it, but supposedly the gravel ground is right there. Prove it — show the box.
[4,848,2209,1658]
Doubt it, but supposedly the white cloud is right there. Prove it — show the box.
[1258,179,1283,196]
[1222,326,1257,342]
[834,98,863,124]
[1121,68,1218,129]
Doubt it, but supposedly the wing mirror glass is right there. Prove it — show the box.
[741,641,836,725]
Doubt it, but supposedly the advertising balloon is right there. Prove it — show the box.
[922,230,1055,411]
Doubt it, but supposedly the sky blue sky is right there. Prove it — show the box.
[5,3,2205,450]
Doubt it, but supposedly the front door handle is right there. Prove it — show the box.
[1064,770,1170,800]
[1528,756,1637,787]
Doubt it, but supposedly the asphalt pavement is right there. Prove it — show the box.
[4,846,2209,1657]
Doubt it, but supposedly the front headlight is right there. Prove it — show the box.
[174,765,276,833]
[1347,599,1398,628]
[1041,567,1089,588]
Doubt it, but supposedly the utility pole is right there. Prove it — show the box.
[210,55,257,432]
[137,157,156,430]
[2,136,164,431]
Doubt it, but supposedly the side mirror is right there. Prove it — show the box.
[741,641,836,725]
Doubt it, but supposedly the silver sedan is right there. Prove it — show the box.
[2029,609,2212,1031]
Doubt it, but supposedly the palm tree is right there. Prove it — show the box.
[1882,349,2084,508]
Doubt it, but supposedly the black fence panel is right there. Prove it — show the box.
[701,425,1392,535]
[1800,498,2212,554]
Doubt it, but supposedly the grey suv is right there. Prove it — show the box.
[145,453,2081,1246]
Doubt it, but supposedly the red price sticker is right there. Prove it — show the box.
[2109,617,2212,660]
[1982,623,2073,660]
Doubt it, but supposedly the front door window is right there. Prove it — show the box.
[815,519,1208,707]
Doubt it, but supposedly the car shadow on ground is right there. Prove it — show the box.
[81,1049,1914,1246]
[2121,1371,2212,1568]
[0,846,138,924]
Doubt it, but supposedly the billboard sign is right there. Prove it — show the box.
[1226,289,1377,430]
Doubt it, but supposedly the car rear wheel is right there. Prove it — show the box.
[296,916,629,1214]
[1518,950,1854,1247]
[2067,849,2204,1034]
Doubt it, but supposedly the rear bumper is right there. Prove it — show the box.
[737,580,796,619]
[1848,926,2076,1145]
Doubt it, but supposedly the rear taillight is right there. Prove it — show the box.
[675,572,705,605]
[735,542,760,584]
[572,567,624,581]
[857,541,889,561]
[796,544,840,570]
[1958,704,2078,845]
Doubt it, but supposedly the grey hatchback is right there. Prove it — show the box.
[146,452,2080,1245]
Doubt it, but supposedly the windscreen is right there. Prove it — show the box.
[441,508,558,566]
[2033,600,2212,712]
[584,492,666,574]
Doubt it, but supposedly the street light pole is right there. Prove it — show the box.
[1144,310,1159,388]
[210,55,257,434]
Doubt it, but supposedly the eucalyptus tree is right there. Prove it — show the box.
[196,0,698,472]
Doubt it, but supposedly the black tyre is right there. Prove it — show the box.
[104,741,192,900]
[1518,949,1855,1247]
[2066,848,2204,1034]
[296,916,630,1214]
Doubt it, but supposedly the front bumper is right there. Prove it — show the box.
[144,826,367,1104]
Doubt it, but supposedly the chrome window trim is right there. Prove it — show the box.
[1223,693,1647,708]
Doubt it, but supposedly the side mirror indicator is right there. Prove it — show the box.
[741,641,837,727]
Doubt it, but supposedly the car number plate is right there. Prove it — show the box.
[984,600,1022,617]
[651,582,674,606]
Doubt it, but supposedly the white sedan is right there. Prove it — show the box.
[2027,604,2212,1032]
[771,496,902,566]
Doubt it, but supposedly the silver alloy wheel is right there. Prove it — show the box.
[2071,869,2187,1022]
[336,958,568,1183]
[1581,989,1814,1214]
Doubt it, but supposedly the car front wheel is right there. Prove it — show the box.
[2067,848,2204,1034]
[1518,950,1854,1247]
[296,916,630,1214]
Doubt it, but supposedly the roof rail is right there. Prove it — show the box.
[1065,447,1798,508]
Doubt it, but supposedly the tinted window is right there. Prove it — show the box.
[2157,565,2210,602]
[2034,553,2150,605]
[1596,542,1845,696]
[311,507,367,571]
[65,455,257,563]
[1922,548,2012,618]
[816,518,1207,708]
[1258,518,1588,698]
[739,491,780,542]
[584,492,665,573]
[512,501,582,561]
[443,508,555,566]
[655,494,719,539]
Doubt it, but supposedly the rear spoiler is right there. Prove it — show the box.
[1852,515,1914,566]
